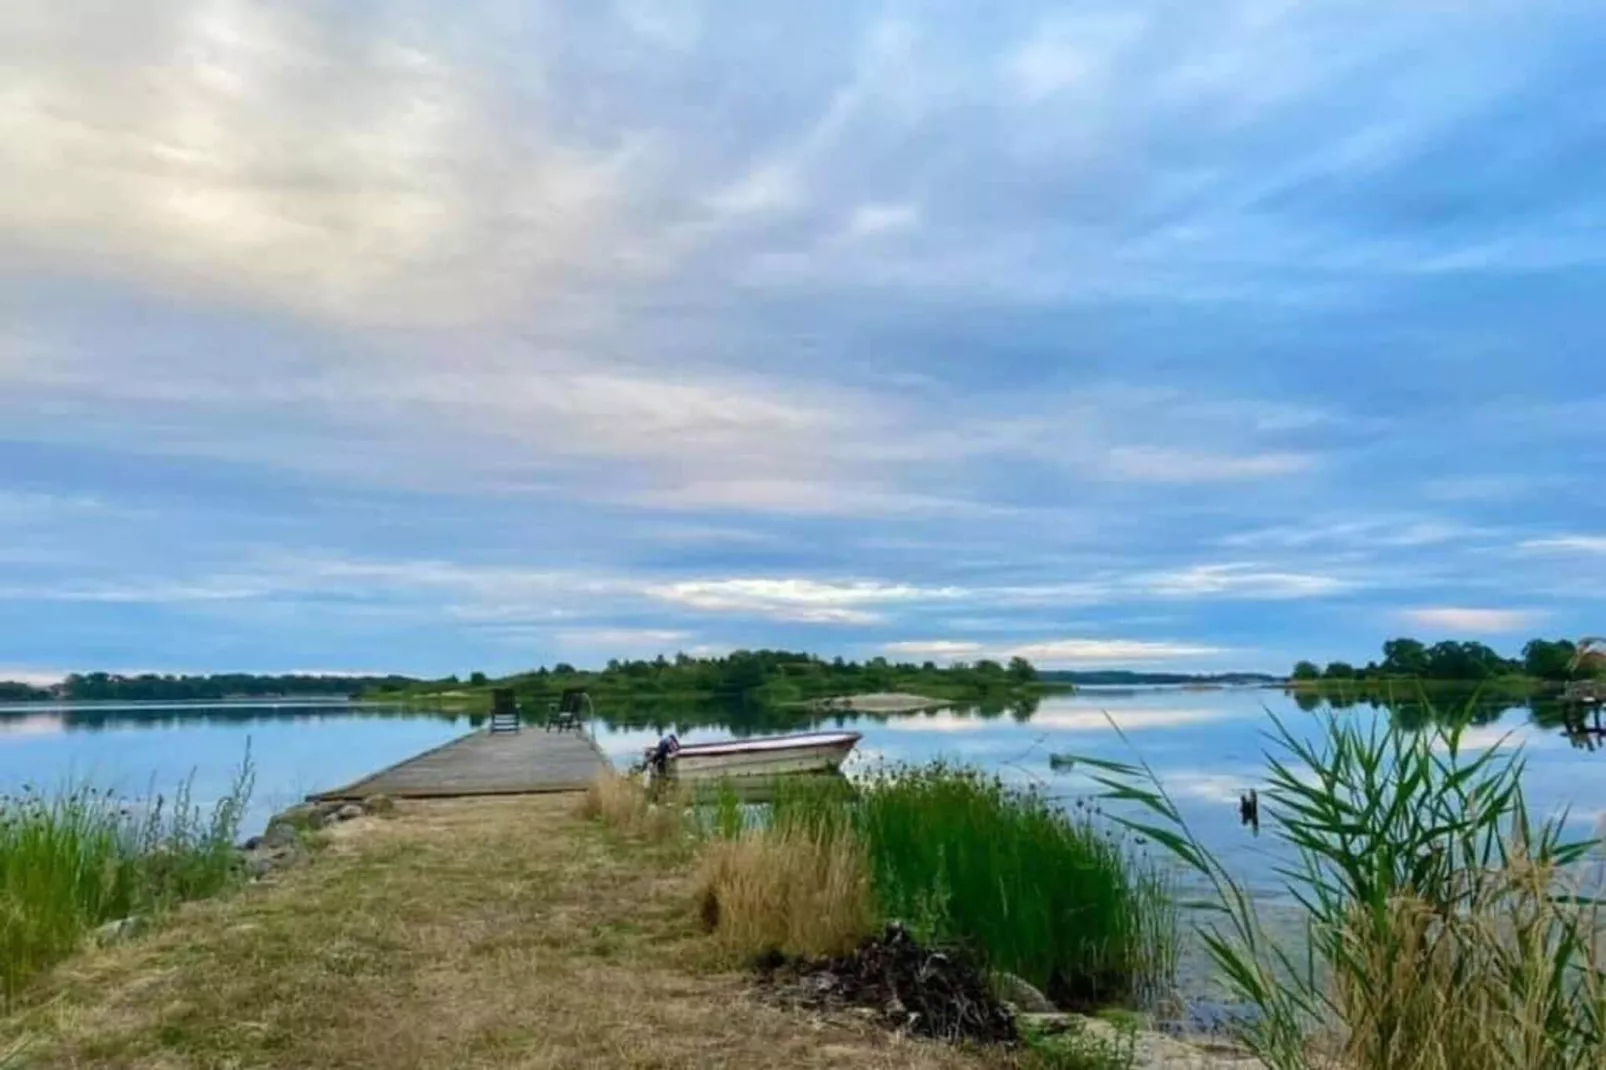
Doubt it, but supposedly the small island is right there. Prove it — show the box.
[363,650,1062,712]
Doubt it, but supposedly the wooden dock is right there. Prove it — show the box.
[311,728,611,801]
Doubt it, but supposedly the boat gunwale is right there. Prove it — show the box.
[666,730,862,759]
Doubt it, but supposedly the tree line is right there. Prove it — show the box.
[374,649,1044,704]
[1,653,1049,706]
[1291,637,1598,684]
[0,672,421,703]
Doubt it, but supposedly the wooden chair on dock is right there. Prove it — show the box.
[547,688,589,732]
[489,688,520,734]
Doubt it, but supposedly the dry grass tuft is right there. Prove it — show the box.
[1327,854,1606,1070]
[696,824,876,960]
[577,771,686,844]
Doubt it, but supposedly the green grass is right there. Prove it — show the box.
[0,753,254,1005]
[724,764,1176,1011]
[1066,710,1606,1070]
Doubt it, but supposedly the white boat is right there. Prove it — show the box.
[646,730,861,780]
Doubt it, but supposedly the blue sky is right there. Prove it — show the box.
[2,0,1604,680]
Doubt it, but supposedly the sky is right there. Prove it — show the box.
[2,0,1604,680]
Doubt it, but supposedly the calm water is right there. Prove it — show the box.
[2,687,1600,899]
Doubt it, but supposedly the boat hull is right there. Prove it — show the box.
[662,732,860,781]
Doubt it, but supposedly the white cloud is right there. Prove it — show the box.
[553,628,693,652]
[1003,12,1149,102]
[883,640,985,659]
[1522,536,1606,555]
[1007,638,1228,665]
[647,577,960,624]
[844,202,919,238]
[1104,447,1313,482]
[1140,563,1351,599]
[1399,607,1544,633]
[0,3,638,326]
[882,636,1227,667]
[0,667,67,687]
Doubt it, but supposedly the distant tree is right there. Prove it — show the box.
[469,671,488,687]
[1007,656,1039,684]
[553,663,576,675]
[1292,660,1322,681]
[1381,638,1430,677]
[1522,639,1571,680]
[1323,661,1357,679]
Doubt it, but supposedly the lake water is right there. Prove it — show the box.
[6,686,1601,1002]
[3,686,1600,901]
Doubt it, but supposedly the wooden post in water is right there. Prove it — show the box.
[490,687,519,734]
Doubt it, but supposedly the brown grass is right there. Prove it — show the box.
[696,825,876,960]
[1326,852,1606,1070]
[577,770,684,843]
[0,796,996,1070]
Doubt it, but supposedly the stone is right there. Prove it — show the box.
[993,971,1059,1014]
[241,835,263,852]
[335,803,365,822]
[261,820,299,849]
[94,916,145,943]
[362,794,396,816]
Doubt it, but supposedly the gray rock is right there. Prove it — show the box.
[241,835,263,852]
[993,971,1058,1014]
[94,916,145,943]
[334,803,365,822]
[261,820,299,849]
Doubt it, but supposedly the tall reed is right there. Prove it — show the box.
[855,764,1174,1008]
[1067,712,1606,1070]
[0,753,254,1004]
[704,763,1175,1009]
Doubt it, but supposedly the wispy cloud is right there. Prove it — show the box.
[884,637,1228,667]
[1523,536,1606,555]
[1399,607,1546,633]
[1138,564,1353,600]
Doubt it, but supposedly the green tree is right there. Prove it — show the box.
[1007,656,1039,684]
[1381,638,1429,676]
[1523,638,1578,681]
[1292,660,1322,681]
[469,671,488,687]
[1323,661,1357,679]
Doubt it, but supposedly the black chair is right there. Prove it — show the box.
[489,688,520,734]
[548,688,589,732]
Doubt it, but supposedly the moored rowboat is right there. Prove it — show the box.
[646,730,861,780]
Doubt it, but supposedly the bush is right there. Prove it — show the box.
[0,754,253,1004]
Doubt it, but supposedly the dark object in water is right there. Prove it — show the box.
[760,922,1016,1045]
[1239,789,1260,834]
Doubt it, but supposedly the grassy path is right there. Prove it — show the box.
[0,797,993,1070]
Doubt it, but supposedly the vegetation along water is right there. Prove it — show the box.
[0,754,254,1006]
